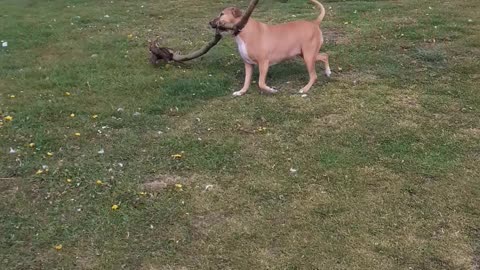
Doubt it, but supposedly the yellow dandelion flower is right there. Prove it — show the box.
[29,143,35,148]
[36,169,44,175]
[111,204,119,210]
[257,127,267,132]
[10,95,15,98]
[139,192,146,196]
[4,116,13,122]
[47,152,54,156]
[127,34,133,39]
[96,180,103,185]
[74,132,81,136]
[70,113,75,118]
[175,184,183,191]
[65,92,71,96]
[171,154,182,159]
[92,114,98,119]
[54,244,63,251]
[66,178,72,183]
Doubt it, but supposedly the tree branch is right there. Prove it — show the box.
[173,32,223,62]
[149,32,223,64]
[149,0,259,64]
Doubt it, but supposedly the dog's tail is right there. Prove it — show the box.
[310,0,326,25]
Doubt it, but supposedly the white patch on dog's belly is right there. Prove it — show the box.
[235,36,255,65]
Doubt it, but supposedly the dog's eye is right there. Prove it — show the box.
[220,12,224,16]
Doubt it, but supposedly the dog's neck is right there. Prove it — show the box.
[232,18,257,37]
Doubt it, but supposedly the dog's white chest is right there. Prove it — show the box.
[235,36,255,65]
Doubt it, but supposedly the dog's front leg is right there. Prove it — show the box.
[258,60,277,94]
[233,62,253,96]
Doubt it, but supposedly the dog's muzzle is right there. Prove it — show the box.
[209,18,219,29]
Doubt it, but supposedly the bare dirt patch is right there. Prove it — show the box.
[459,128,480,138]
[191,212,226,237]
[312,113,355,132]
[142,173,215,194]
[323,29,350,45]
[389,93,421,110]
[0,177,20,196]
[337,71,379,86]
[397,119,419,129]
[141,174,185,193]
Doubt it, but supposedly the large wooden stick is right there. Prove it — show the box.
[149,32,223,64]
[149,0,259,64]
[174,33,223,61]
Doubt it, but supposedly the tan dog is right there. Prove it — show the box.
[209,0,330,96]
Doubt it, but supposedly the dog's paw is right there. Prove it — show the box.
[325,69,332,77]
[299,89,306,94]
[264,88,278,94]
[232,91,245,97]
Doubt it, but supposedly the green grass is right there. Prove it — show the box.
[1,0,480,269]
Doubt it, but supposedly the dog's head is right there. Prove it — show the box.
[209,7,243,30]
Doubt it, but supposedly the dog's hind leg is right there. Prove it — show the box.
[299,50,318,94]
[258,60,278,94]
[316,53,331,77]
[233,62,254,96]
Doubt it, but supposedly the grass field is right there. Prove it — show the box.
[1,0,480,269]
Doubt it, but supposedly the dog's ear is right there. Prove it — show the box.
[231,7,243,18]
